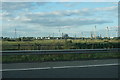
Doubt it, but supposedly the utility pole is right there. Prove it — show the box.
[62,33,63,39]
[48,34,50,39]
[53,33,54,39]
[59,28,61,39]
[116,29,118,37]
[100,34,102,38]
[91,31,93,39]
[106,27,109,38]
[75,33,76,40]
[94,26,96,39]
[81,32,83,39]
[59,28,63,39]
[14,28,17,39]
[81,32,83,37]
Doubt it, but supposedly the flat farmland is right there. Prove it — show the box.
[1,39,120,63]
[2,39,120,50]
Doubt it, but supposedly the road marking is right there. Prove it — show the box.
[1,63,118,72]
[52,63,118,69]
[1,67,51,72]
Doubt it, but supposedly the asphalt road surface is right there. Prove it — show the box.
[2,59,120,78]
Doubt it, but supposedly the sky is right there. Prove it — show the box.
[1,1,119,38]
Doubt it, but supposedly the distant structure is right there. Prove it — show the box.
[59,28,61,37]
[74,33,76,39]
[106,26,109,38]
[62,33,63,37]
[61,33,63,39]
[94,26,96,39]
[14,28,17,39]
[116,29,118,37]
[53,33,54,37]
[118,26,120,37]
[81,32,83,37]
[100,34,102,38]
[62,33,69,39]
[91,31,94,39]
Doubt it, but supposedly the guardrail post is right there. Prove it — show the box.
[18,44,20,50]
[38,44,41,50]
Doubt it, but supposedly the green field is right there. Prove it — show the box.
[2,39,120,50]
[2,39,120,63]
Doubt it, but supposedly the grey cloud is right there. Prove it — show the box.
[2,2,117,19]
[94,6,118,12]
[25,17,113,27]
[2,2,33,11]
[26,6,117,18]
[57,2,81,7]
[2,2,117,13]
[2,2,47,12]
[2,3,116,28]
[26,9,92,18]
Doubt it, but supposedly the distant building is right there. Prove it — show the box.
[110,37,114,39]
[40,37,43,39]
[47,37,50,39]
[62,34,69,38]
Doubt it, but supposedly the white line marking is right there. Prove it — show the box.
[1,63,118,72]
[1,67,51,72]
[52,63,118,69]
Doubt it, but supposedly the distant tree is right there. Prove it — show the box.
[113,37,120,40]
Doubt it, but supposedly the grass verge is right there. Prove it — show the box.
[2,53,120,63]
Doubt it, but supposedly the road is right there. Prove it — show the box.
[2,59,119,78]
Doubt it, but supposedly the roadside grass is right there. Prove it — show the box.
[2,53,120,63]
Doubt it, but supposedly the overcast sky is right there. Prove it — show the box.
[1,2,119,37]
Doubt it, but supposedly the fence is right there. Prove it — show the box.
[2,48,120,55]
